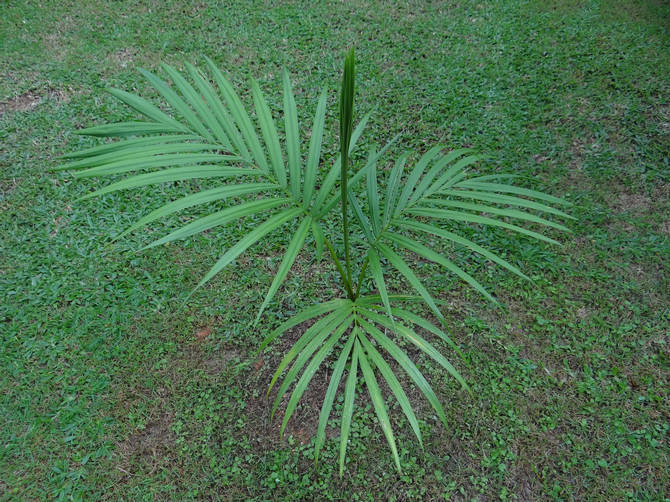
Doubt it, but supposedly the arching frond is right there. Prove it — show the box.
[345,145,571,320]
[61,60,370,320]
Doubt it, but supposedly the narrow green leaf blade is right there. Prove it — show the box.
[283,69,301,196]
[421,199,570,232]
[76,122,187,137]
[385,305,463,358]
[366,146,381,235]
[348,188,374,243]
[74,153,241,179]
[357,317,448,428]
[58,142,220,171]
[442,189,574,219]
[251,79,287,187]
[454,181,571,206]
[106,88,188,131]
[358,340,402,473]
[304,88,327,206]
[142,198,291,250]
[255,216,312,323]
[406,208,561,245]
[193,207,302,293]
[359,333,422,448]
[396,218,530,282]
[140,197,289,250]
[78,165,255,200]
[59,135,201,160]
[115,182,278,241]
[386,232,497,304]
[368,248,393,321]
[339,336,359,476]
[383,152,410,225]
[376,242,444,321]
[315,334,355,465]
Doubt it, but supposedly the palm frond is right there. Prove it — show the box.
[62,61,376,323]
[348,145,571,318]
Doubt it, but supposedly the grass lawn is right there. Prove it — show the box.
[1,0,668,500]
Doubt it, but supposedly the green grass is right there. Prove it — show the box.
[1,0,668,500]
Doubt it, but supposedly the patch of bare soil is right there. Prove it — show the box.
[118,412,175,459]
[242,319,335,449]
[0,91,41,114]
[116,411,176,479]
[0,89,70,116]
[612,191,651,214]
[108,48,138,69]
[202,347,242,376]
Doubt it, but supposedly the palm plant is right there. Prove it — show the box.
[59,49,571,474]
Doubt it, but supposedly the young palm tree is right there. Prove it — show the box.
[59,49,571,474]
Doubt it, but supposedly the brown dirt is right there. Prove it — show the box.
[242,318,336,448]
[107,48,139,69]
[202,347,242,376]
[118,412,175,460]
[0,88,70,116]
[612,191,651,214]
[0,91,42,114]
